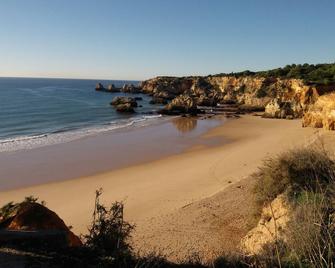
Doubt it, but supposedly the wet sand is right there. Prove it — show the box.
[0,117,224,190]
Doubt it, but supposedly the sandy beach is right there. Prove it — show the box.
[0,115,332,260]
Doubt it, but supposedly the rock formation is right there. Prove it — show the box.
[140,75,335,127]
[302,93,335,130]
[95,83,105,91]
[110,96,138,113]
[0,201,82,248]
[159,94,198,115]
[240,194,289,255]
[107,84,121,92]
[95,66,335,129]
[121,84,141,94]
[110,96,138,107]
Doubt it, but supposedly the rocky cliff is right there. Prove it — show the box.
[140,75,335,129]
[302,93,335,130]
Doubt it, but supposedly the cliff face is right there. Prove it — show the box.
[142,76,327,108]
[141,75,335,129]
[302,93,335,130]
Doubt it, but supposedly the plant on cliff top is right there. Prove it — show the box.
[253,145,335,206]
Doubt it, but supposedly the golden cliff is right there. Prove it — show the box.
[140,75,335,130]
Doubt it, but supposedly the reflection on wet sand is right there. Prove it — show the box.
[172,117,198,133]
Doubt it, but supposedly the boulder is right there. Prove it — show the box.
[302,93,335,130]
[115,103,135,113]
[121,84,141,94]
[110,96,138,107]
[0,202,82,248]
[263,99,295,119]
[159,95,198,115]
[95,83,105,91]
[107,84,120,92]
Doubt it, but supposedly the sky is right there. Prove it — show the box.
[0,0,334,80]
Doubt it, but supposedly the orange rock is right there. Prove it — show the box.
[5,202,82,247]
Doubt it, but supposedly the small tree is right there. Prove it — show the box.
[84,189,134,260]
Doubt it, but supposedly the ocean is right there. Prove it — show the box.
[0,77,163,152]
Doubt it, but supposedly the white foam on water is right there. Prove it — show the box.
[0,114,164,153]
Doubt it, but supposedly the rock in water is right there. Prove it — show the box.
[95,83,105,91]
[121,84,141,93]
[107,84,120,92]
[115,103,135,113]
[110,96,138,107]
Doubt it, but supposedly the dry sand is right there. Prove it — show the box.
[0,115,332,261]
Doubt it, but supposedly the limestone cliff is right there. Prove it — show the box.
[240,194,290,255]
[302,93,335,130]
[140,75,335,129]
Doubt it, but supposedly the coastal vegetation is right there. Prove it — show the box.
[249,144,335,267]
[212,63,335,85]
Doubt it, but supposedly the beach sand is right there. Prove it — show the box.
[0,115,332,261]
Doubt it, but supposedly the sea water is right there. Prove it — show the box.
[0,77,163,152]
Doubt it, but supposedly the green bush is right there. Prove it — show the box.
[212,63,335,85]
[84,189,134,262]
[253,146,335,205]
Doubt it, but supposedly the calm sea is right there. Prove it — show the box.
[0,77,163,152]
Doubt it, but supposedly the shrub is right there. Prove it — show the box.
[253,146,335,206]
[83,189,134,263]
[252,145,335,267]
[285,190,335,267]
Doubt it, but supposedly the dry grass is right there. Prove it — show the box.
[253,146,335,206]
[251,144,335,267]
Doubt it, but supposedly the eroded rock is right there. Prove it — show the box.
[240,194,289,255]
[302,93,335,130]
[0,202,82,248]
[159,95,198,115]
[110,96,138,107]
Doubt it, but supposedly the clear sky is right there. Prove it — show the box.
[0,0,334,80]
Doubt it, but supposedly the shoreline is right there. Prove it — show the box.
[0,116,225,191]
[0,115,322,238]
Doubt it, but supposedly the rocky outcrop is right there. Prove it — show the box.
[115,103,135,113]
[110,96,137,113]
[302,93,335,130]
[110,96,138,107]
[107,84,121,93]
[263,98,301,119]
[141,75,335,125]
[96,73,334,128]
[121,84,141,94]
[0,202,82,248]
[95,83,105,91]
[159,94,198,115]
[240,195,290,255]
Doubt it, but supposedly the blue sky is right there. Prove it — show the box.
[0,0,334,80]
